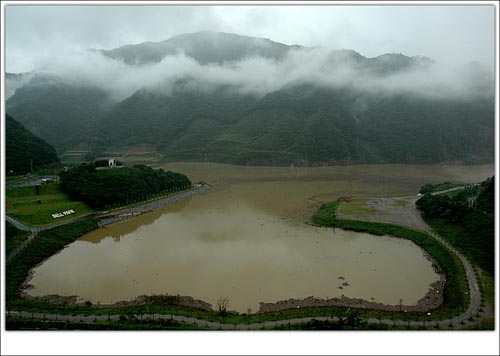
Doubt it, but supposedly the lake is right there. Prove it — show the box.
[25,163,494,312]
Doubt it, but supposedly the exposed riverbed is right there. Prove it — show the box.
[24,163,494,313]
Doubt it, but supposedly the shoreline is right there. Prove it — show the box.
[19,184,446,315]
[97,184,210,227]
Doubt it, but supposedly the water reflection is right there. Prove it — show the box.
[82,197,192,244]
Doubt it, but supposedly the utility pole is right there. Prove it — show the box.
[30,159,33,175]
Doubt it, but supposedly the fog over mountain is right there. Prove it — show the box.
[6,31,495,166]
[7,31,492,102]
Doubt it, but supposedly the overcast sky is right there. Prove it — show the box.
[4,4,495,73]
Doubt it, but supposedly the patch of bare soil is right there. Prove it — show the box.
[338,196,430,232]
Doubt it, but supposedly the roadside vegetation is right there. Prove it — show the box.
[5,221,31,256]
[416,177,494,274]
[416,177,495,323]
[419,182,463,194]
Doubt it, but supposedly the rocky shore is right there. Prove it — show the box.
[258,282,444,314]
[20,292,213,311]
[258,244,446,313]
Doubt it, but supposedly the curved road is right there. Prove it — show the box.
[6,187,488,329]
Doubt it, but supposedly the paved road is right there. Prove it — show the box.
[6,175,59,188]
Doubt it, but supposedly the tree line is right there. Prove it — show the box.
[59,162,192,209]
[416,177,494,274]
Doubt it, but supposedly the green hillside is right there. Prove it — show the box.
[5,32,495,166]
[5,114,60,175]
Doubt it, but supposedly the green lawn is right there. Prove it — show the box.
[6,183,94,226]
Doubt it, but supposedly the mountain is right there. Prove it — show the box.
[100,31,433,75]
[6,73,111,151]
[6,114,60,174]
[5,31,495,166]
[5,72,33,100]
[100,31,299,65]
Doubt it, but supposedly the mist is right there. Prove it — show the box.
[13,45,493,103]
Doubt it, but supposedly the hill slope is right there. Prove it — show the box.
[6,114,60,174]
[5,31,495,166]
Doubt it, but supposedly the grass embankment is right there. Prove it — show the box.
[421,214,494,325]
[6,183,94,226]
[5,221,31,256]
[313,201,469,320]
[420,214,494,275]
[6,220,98,304]
[420,182,463,194]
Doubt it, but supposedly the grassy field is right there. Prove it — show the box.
[339,198,377,216]
[5,183,94,226]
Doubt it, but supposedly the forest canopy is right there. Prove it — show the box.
[416,177,494,274]
[60,163,192,209]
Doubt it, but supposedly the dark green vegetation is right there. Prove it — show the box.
[419,182,462,194]
[6,183,94,226]
[416,177,495,274]
[5,221,30,255]
[6,32,494,165]
[5,317,201,330]
[313,201,468,315]
[5,114,60,175]
[60,163,191,209]
[6,75,109,150]
[6,220,98,303]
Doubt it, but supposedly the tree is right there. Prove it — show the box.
[216,297,230,316]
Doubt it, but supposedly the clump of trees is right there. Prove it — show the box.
[416,177,494,274]
[59,162,192,209]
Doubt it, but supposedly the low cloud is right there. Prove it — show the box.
[11,47,494,102]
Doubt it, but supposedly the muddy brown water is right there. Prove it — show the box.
[25,163,494,313]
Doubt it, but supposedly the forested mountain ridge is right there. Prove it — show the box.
[100,31,298,65]
[5,114,60,174]
[5,31,495,166]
